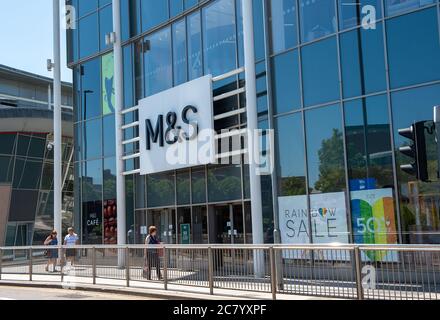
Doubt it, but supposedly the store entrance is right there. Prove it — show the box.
[148,209,176,244]
[209,203,244,244]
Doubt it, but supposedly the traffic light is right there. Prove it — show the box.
[398,121,429,182]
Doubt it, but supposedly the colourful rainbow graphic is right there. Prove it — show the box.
[351,197,397,261]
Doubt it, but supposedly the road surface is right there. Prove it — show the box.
[0,286,164,300]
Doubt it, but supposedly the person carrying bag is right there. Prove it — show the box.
[143,226,162,280]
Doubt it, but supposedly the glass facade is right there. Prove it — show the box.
[0,132,74,247]
[0,65,74,247]
[69,0,440,246]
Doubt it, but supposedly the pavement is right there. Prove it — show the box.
[0,278,341,300]
[0,285,163,300]
[0,261,343,300]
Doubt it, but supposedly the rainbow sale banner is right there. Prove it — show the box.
[351,188,399,262]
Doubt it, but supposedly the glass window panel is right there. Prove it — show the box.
[82,200,103,244]
[208,165,242,202]
[79,13,99,59]
[302,37,340,107]
[236,0,245,67]
[345,95,394,188]
[134,39,145,101]
[187,11,203,80]
[121,0,141,41]
[184,0,198,10]
[271,50,301,114]
[0,134,17,155]
[28,136,46,159]
[82,159,103,202]
[123,45,134,108]
[299,0,336,43]
[41,162,54,190]
[17,135,31,157]
[269,0,298,54]
[99,5,113,51]
[103,114,116,157]
[144,28,172,96]
[391,84,440,244]
[340,23,386,98]
[305,104,346,193]
[170,0,183,17]
[275,113,307,196]
[338,0,382,30]
[103,157,116,200]
[5,223,17,247]
[202,0,237,77]
[83,118,102,160]
[177,170,191,205]
[385,0,435,16]
[99,0,112,6]
[13,159,43,190]
[147,172,176,207]
[191,168,206,204]
[78,0,98,17]
[177,207,192,243]
[192,206,208,244]
[141,0,169,32]
[135,174,145,209]
[81,59,101,120]
[253,0,266,60]
[0,156,14,183]
[173,19,188,86]
[387,8,440,89]
[102,53,115,115]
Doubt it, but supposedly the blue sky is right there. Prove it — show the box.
[0,0,72,82]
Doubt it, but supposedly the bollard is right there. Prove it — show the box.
[208,247,214,295]
[163,247,168,290]
[354,246,364,300]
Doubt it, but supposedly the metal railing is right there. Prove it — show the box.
[0,244,439,300]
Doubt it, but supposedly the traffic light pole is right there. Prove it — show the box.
[434,106,440,179]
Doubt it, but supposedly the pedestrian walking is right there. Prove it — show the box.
[64,227,79,266]
[44,230,58,272]
[143,226,162,280]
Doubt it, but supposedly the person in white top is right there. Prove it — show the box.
[64,227,79,266]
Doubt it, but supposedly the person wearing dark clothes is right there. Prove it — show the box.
[143,226,162,280]
[44,230,59,272]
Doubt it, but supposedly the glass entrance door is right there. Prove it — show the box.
[211,203,244,244]
[148,209,176,244]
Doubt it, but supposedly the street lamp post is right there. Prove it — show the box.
[52,0,62,245]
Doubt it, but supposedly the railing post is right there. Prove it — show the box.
[163,246,168,290]
[29,248,33,282]
[0,248,3,281]
[60,246,64,283]
[92,247,96,285]
[126,247,130,287]
[208,247,214,295]
[354,246,364,300]
[270,247,277,300]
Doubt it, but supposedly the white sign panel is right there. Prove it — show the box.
[138,75,215,175]
[310,192,349,244]
[278,192,349,260]
[278,195,310,259]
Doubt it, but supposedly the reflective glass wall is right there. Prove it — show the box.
[0,132,74,247]
[270,0,440,246]
[69,0,440,245]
